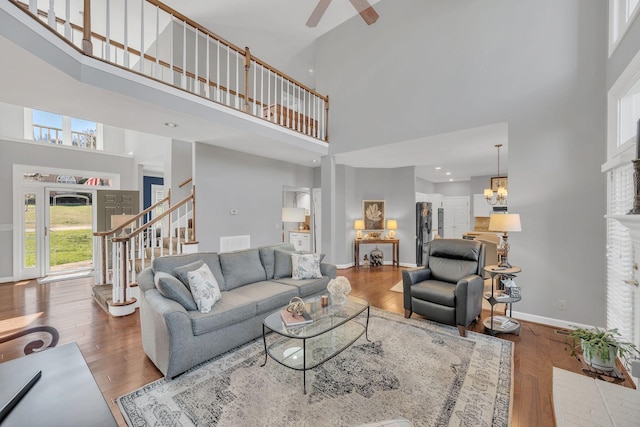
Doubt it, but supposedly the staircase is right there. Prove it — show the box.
[92,186,197,316]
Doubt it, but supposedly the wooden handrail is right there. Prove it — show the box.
[93,190,170,237]
[178,177,192,188]
[113,187,194,243]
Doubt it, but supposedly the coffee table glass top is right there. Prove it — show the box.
[263,295,369,339]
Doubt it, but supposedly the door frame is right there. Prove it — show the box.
[12,164,120,280]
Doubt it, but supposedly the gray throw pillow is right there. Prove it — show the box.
[274,249,325,279]
[173,260,205,287]
[155,271,198,311]
[219,249,267,290]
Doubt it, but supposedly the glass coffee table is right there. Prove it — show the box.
[261,295,370,394]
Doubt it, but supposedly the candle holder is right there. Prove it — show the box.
[628,159,640,215]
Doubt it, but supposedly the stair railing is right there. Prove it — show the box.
[92,189,171,285]
[10,0,329,141]
[111,186,196,306]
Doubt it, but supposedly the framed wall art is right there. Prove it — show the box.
[363,200,385,230]
[490,176,508,191]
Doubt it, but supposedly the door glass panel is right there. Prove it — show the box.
[23,193,37,268]
[48,191,93,272]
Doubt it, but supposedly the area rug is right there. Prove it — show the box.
[118,308,513,427]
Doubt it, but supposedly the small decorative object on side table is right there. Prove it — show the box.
[483,264,522,335]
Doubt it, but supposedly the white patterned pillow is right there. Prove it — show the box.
[187,263,222,313]
[291,253,323,280]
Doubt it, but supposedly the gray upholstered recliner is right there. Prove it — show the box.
[402,239,486,337]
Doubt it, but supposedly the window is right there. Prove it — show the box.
[618,78,640,147]
[606,164,635,344]
[29,109,100,150]
[610,0,640,53]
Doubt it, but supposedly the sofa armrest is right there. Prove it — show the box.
[402,268,432,310]
[140,289,194,378]
[454,274,484,327]
[321,262,337,279]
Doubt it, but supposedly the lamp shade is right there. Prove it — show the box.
[488,213,521,232]
[282,207,306,222]
[386,219,397,230]
[484,188,494,198]
[111,214,136,230]
[354,219,365,230]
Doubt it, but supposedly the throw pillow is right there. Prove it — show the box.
[274,249,325,279]
[187,263,222,313]
[173,260,205,287]
[291,253,323,280]
[154,271,198,311]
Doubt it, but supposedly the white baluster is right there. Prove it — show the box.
[216,39,220,102]
[169,16,174,85]
[124,0,129,68]
[205,35,210,99]
[105,0,110,61]
[140,0,144,74]
[194,29,199,95]
[48,0,55,28]
[155,5,159,78]
[182,22,187,89]
[64,0,71,39]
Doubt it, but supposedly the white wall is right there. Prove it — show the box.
[193,144,314,251]
[316,0,608,326]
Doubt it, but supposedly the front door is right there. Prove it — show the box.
[45,188,94,274]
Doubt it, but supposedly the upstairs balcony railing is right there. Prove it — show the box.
[32,123,97,148]
[12,0,330,141]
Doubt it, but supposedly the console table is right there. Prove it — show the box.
[0,343,117,426]
[354,238,399,269]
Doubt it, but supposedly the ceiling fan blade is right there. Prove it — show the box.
[349,0,379,25]
[306,0,333,28]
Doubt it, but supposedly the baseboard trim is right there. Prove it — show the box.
[336,263,355,269]
[510,311,594,330]
[399,262,417,268]
[0,276,15,284]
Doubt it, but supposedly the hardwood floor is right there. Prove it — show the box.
[0,267,633,426]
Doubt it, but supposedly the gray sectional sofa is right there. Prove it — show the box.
[137,243,336,378]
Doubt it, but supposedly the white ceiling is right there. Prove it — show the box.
[1,0,508,182]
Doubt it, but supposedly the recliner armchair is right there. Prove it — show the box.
[402,239,486,337]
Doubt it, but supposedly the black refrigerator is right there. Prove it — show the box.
[416,202,432,266]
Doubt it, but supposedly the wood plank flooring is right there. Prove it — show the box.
[0,267,633,426]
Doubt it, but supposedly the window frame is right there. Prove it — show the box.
[609,0,640,57]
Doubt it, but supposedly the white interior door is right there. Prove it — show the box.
[443,196,470,238]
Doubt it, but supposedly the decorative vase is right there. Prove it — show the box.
[330,292,348,307]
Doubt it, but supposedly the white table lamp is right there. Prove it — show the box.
[488,213,521,268]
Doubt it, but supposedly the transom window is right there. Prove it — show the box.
[30,109,100,150]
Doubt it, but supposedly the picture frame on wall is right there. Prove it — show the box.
[490,176,508,191]
[363,200,385,230]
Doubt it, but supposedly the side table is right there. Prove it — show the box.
[483,264,522,335]
[354,238,399,269]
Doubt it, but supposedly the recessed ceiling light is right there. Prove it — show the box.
[165,122,178,128]
[435,166,442,170]
[445,172,451,175]
[312,159,319,163]
[308,69,314,75]
[449,179,454,182]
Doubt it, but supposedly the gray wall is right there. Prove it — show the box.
[0,138,137,279]
[434,181,471,197]
[193,144,314,251]
[415,178,436,194]
[170,139,193,202]
[316,0,608,325]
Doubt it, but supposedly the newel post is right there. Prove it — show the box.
[82,0,93,55]
[244,47,251,113]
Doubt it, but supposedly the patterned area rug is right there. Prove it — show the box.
[118,308,513,426]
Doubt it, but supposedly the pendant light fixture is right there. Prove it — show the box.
[484,144,508,206]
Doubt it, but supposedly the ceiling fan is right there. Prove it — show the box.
[306,0,380,27]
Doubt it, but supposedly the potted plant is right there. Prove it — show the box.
[567,327,640,372]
